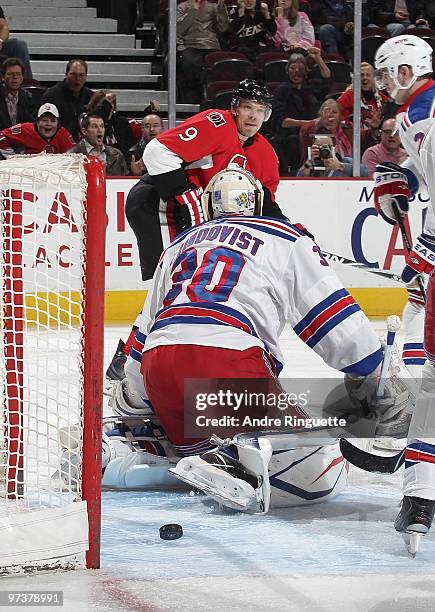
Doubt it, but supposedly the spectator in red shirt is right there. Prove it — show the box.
[0,102,75,157]
[337,62,387,131]
[361,117,408,177]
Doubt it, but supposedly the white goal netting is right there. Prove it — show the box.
[0,154,104,574]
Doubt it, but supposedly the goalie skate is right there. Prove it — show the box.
[395,496,435,557]
[170,436,272,513]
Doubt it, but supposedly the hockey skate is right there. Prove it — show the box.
[170,435,272,513]
[104,339,127,395]
[395,495,435,557]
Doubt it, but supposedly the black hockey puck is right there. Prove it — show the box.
[159,524,183,540]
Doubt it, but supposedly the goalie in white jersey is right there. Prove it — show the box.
[105,165,415,513]
[373,34,435,549]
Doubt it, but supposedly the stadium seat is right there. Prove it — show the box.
[23,85,47,108]
[362,26,389,38]
[255,50,289,79]
[206,80,238,102]
[207,58,255,83]
[205,51,248,68]
[361,35,388,66]
[263,59,288,83]
[325,61,352,84]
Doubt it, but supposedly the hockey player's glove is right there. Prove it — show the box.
[174,184,205,226]
[373,162,416,225]
[401,233,435,284]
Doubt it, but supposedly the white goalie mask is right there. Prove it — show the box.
[374,35,433,101]
[201,165,264,220]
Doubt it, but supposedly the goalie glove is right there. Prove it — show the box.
[173,184,205,226]
[373,162,417,225]
[401,233,435,284]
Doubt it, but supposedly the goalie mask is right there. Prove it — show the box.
[374,35,433,101]
[201,165,264,220]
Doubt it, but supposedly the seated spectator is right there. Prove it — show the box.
[271,51,327,174]
[297,134,369,176]
[129,112,165,176]
[299,98,352,164]
[297,134,368,177]
[229,0,276,62]
[0,103,74,157]
[70,113,128,176]
[42,59,93,141]
[311,0,354,57]
[337,62,387,133]
[82,89,133,158]
[0,7,32,78]
[177,0,231,103]
[0,58,35,130]
[274,0,315,51]
[299,98,379,164]
[361,117,408,176]
[369,0,428,36]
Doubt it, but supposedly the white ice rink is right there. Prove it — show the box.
[2,322,435,612]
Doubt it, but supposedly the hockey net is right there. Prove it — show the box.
[0,154,105,574]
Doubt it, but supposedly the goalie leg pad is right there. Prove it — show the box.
[109,378,156,419]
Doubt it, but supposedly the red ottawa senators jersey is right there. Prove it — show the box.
[0,122,75,155]
[155,109,280,199]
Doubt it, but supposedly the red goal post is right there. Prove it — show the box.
[0,154,105,574]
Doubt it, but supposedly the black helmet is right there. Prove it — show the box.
[231,79,272,120]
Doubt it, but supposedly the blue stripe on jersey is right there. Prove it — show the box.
[341,347,383,377]
[407,84,435,124]
[408,441,435,455]
[305,303,361,348]
[293,288,350,336]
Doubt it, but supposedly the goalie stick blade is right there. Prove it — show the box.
[339,438,405,474]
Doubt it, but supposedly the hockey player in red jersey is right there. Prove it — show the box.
[0,102,74,156]
[106,80,285,386]
[373,34,435,554]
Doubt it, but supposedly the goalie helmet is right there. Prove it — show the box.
[201,165,264,219]
[374,35,433,100]
[231,79,272,121]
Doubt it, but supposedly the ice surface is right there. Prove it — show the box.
[3,323,435,612]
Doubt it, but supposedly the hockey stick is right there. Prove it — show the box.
[321,250,403,283]
[392,203,427,301]
[339,439,405,474]
[339,315,405,473]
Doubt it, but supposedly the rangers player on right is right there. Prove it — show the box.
[373,34,435,553]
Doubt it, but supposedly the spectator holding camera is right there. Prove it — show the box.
[274,0,315,52]
[297,134,369,177]
[299,98,352,164]
[229,0,276,62]
[361,117,408,177]
[129,112,165,176]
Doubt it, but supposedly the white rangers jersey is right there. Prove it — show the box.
[135,215,382,378]
[397,80,435,235]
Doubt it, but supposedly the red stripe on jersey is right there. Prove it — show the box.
[402,350,426,358]
[166,199,177,242]
[299,295,356,343]
[405,449,435,464]
[224,216,301,239]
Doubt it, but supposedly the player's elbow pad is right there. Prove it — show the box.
[150,168,191,201]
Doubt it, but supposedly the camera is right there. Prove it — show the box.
[318,145,332,160]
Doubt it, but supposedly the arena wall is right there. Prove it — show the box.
[104,177,429,322]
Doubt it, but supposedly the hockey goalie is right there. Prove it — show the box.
[76,166,416,512]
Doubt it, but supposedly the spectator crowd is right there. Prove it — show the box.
[0,0,434,176]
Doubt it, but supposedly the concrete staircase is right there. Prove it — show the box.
[3,1,199,116]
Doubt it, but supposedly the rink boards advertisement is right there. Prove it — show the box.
[102,177,428,321]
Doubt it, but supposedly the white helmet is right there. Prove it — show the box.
[374,35,433,100]
[202,164,264,220]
